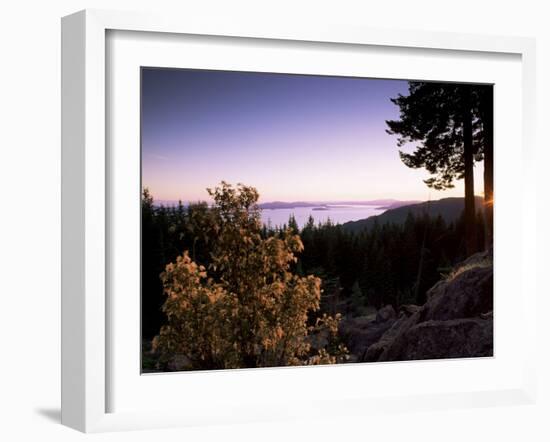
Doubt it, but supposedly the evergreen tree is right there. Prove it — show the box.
[386,82,493,255]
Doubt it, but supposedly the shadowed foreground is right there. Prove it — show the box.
[340,249,493,363]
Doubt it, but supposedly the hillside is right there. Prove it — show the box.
[342,196,484,233]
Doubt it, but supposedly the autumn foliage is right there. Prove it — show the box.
[152,182,347,370]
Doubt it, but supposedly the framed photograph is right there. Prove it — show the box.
[61,9,537,432]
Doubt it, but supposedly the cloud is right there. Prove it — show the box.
[147,153,169,161]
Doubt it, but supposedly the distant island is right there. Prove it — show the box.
[258,199,419,210]
[152,198,484,233]
[154,199,422,211]
[155,198,421,210]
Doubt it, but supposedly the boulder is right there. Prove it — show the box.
[378,317,493,361]
[399,304,421,317]
[363,253,494,363]
[166,353,194,371]
[423,266,493,322]
[457,248,493,269]
[363,311,420,362]
[376,304,397,323]
[339,306,397,358]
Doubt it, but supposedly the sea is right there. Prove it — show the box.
[260,205,386,229]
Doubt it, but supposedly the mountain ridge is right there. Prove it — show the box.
[342,196,484,233]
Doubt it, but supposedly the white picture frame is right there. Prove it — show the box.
[61,9,537,433]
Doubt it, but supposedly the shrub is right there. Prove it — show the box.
[152,182,347,370]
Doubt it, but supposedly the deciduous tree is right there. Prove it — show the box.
[152,182,347,369]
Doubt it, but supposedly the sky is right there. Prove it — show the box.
[141,68,484,203]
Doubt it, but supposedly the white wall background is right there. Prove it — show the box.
[0,1,547,441]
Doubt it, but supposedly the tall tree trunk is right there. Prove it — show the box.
[482,87,494,249]
[462,86,477,256]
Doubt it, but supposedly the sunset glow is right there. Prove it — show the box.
[141,68,484,203]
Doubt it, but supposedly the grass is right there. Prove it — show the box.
[445,257,493,282]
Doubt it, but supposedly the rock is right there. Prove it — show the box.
[166,353,193,371]
[363,254,494,363]
[363,311,420,362]
[376,305,397,323]
[458,248,492,269]
[426,280,447,300]
[399,304,421,317]
[339,307,397,358]
[378,317,493,361]
[423,266,493,322]
[426,250,492,300]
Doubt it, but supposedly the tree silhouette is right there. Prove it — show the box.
[386,82,493,255]
[477,86,494,247]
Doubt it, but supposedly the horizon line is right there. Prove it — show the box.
[150,194,486,205]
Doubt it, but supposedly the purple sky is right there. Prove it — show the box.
[141,68,484,203]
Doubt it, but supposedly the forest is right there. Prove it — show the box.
[142,185,488,370]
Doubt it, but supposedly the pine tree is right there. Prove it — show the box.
[386,82,493,255]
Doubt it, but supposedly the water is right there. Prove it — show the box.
[260,205,386,229]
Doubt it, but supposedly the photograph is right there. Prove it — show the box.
[140,67,494,373]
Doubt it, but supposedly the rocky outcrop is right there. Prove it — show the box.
[362,250,493,362]
[376,305,397,322]
[379,317,493,361]
[423,266,492,322]
[363,310,419,362]
[339,305,397,360]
